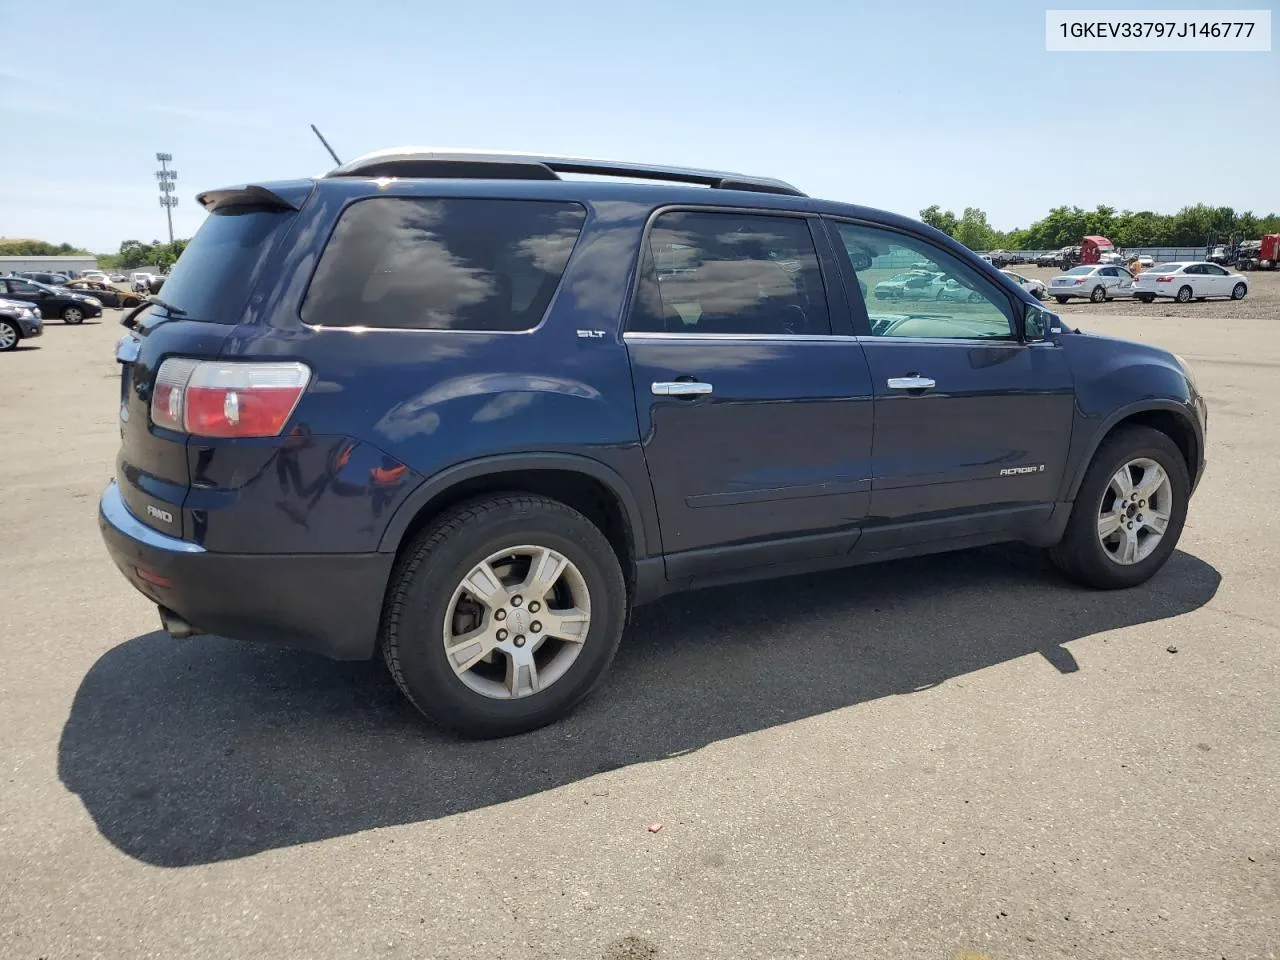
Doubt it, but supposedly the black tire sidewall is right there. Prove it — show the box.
[1232,283,1246,300]
[1091,286,1106,303]
[387,504,626,736]
[1069,429,1190,588]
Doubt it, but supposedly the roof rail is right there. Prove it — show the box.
[324,147,807,197]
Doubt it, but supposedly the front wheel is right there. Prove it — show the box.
[1090,285,1107,303]
[1231,282,1247,300]
[62,306,84,324]
[1136,294,1155,303]
[1048,425,1189,589]
[0,319,19,351]
[1055,295,1070,304]
[1175,285,1193,303]
[380,494,627,738]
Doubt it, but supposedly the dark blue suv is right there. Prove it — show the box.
[99,149,1207,737]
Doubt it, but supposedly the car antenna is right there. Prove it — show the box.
[310,124,342,166]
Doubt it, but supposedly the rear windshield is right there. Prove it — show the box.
[1064,266,1095,275]
[1151,263,1183,272]
[301,197,587,331]
[156,205,296,323]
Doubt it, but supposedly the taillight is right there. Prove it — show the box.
[1073,279,1087,285]
[1156,276,1173,283]
[150,359,311,437]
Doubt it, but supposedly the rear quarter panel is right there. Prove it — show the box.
[210,182,659,556]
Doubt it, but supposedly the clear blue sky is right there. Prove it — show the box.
[2,0,1275,252]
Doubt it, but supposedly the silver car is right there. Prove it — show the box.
[1048,264,1136,304]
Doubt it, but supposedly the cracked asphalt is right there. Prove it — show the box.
[1,287,1277,960]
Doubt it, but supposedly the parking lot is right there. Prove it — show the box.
[1,283,1277,960]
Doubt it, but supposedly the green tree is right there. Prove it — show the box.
[953,207,996,251]
[919,205,958,237]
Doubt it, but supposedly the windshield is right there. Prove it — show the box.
[1064,266,1095,275]
[153,205,296,323]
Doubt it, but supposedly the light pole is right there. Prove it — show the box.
[156,152,177,246]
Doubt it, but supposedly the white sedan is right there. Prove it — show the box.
[1048,264,1136,303]
[1000,269,1047,300]
[1132,262,1249,304]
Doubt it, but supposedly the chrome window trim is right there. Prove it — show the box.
[621,331,1030,347]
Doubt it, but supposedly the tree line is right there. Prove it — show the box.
[1,237,191,272]
[0,239,92,257]
[919,203,1280,251]
[98,239,191,272]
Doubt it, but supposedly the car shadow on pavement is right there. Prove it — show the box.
[58,544,1220,867]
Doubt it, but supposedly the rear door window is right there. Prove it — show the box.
[302,197,587,331]
[627,211,830,335]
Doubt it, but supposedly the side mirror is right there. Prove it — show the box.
[1022,303,1057,342]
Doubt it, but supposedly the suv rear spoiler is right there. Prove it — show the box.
[196,181,315,213]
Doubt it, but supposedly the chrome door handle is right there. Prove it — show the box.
[652,381,713,397]
[887,376,935,391]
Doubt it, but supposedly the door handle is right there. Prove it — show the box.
[652,381,713,397]
[886,376,936,391]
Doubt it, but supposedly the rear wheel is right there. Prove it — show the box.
[380,494,627,738]
[1048,425,1189,589]
[1090,285,1107,303]
[0,319,19,351]
[62,306,84,324]
[1055,295,1069,304]
[1175,285,1193,303]
[1231,282,1247,300]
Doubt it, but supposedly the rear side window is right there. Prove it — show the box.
[158,206,297,323]
[628,211,830,335]
[302,197,587,331]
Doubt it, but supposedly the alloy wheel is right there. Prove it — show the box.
[0,322,17,350]
[442,545,591,700]
[1096,457,1173,565]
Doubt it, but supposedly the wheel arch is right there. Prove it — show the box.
[1065,402,1203,502]
[377,452,653,582]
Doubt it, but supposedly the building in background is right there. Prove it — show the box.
[0,255,99,276]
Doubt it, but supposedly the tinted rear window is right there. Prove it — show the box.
[157,206,296,323]
[301,197,587,331]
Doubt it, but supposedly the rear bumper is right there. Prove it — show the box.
[98,480,392,660]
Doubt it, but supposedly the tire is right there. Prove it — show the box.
[1136,294,1155,303]
[1055,296,1069,304]
[0,319,19,352]
[380,494,627,738]
[1231,282,1246,300]
[1175,285,1192,303]
[62,306,84,324]
[1048,425,1189,590]
[123,296,141,308]
[1090,285,1107,303]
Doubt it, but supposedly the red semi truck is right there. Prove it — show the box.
[1237,235,1280,270]
[1060,236,1116,270]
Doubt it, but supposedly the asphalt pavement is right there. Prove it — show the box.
[0,308,1276,960]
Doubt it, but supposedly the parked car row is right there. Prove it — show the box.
[875,268,1049,302]
[1047,262,1249,304]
